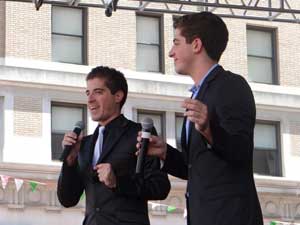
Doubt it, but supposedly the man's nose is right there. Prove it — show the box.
[169,47,175,58]
[87,93,94,102]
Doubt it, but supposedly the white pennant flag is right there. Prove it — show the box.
[14,178,24,192]
[149,202,160,210]
[0,175,10,189]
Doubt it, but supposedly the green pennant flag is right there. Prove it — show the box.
[29,181,38,192]
[167,206,176,213]
[80,192,85,201]
[270,221,277,225]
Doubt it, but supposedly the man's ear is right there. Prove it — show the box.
[114,90,124,104]
[192,37,203,54]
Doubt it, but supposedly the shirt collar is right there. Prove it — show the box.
[189,64,219,94]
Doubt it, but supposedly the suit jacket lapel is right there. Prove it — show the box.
[195,65,221,101]
[97,115,129,163]
[184,65,222,148]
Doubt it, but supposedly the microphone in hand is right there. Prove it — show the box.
[136,117,153,174]
[60,121,85,162]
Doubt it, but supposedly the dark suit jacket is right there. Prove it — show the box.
[57,115,170,225]
[163,66,263,225]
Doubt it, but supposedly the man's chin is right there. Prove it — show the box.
[175,69,188,76]
[175,67,186,75]
[91,115,101,122]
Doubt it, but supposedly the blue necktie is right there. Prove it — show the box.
[185,86,198,144]
[92,126,105,167]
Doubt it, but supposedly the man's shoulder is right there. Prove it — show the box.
[125,118,142,130]
[217,67,246,81]
[213,68,249,88]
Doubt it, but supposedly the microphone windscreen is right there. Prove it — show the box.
[141,117,153,132]
[75,121,85,131]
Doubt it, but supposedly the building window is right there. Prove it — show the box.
[175,114,184,151]
[51,102,87,160]
[52,6,86,64]
[253,121,281,176]
[137,110,165,139]
[247,27,277,84]
[136,15,163,72]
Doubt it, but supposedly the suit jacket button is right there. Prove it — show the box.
[188,164,192,169]
[96,208,100,212]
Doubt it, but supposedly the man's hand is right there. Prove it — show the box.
[62,131,83,166]
[136,133,167,161]
[94,163,116,188]
[182,98,213,144]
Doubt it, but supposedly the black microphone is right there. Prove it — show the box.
[60,121,85,162]
[136,117,153,174]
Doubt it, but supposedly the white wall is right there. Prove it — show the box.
[0,206,85,225]
[0,96,3,162]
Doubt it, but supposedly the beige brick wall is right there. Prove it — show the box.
[2,1,300,87]
[220,19,248,79]
[6,2,51,60]
[164,14,175,75]
[278,23,300,87]
[88,8,136,69]
[14,96,43,137]
[0,1,5,57]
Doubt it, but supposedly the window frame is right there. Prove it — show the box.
[136,13,164,73]
[51,101,87,161]
[137,109,166,140]
[51,5,87,65]
[246,25,278,85]
[254,120,282,176]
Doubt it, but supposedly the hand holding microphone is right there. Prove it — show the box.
[60,121,85,165]
[136,118,167,174]
[135,118,153,174]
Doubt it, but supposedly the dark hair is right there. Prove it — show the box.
[174,12,228,61]
[86,66,128,109]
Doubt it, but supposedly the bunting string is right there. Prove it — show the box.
[0,174,46,193]
[0,175,184,215]
[2,174,298,222]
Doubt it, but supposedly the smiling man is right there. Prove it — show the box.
[57,66,170,225]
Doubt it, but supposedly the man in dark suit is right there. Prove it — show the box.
[57,66,170,225]
[137,12,263,225]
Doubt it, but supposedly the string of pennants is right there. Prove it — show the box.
[1,174,187,216]
[149,201,187,217]
[0,174,46,192]
[3,174,298,223]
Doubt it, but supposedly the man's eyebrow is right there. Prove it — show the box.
[86,88,104,93]
[93,88,105,92]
